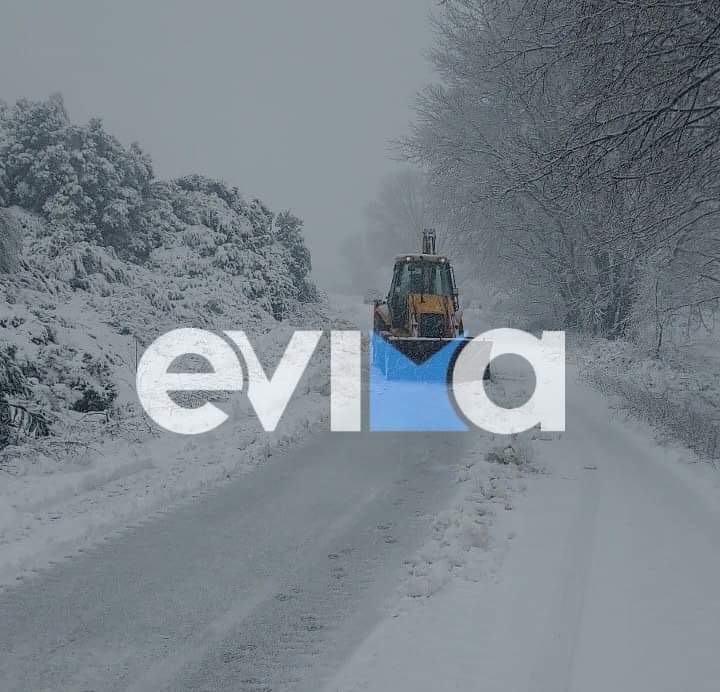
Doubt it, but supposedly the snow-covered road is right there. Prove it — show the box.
[0,431,470,692]
[547,374,720,691]
[328,369,720,692]
[3,331,720,691]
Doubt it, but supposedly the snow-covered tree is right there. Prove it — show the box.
[275,211,314,299]
[341,168,440,293]
[402,0,720,338]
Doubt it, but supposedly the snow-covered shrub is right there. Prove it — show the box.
[485,439,534,466]
[70,384,117,413]
[0,201,320,453]
[0,96,317,309]
[578,338,720,461]
[0,207,20,273]
[0,346,41,448]
[0,346,28,402]
[0,94,321,456]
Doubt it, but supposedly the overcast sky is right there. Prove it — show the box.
[0,0,436,285]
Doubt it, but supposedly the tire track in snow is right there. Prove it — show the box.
[531,460,601,692]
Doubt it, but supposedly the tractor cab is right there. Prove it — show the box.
[387,256,459,333]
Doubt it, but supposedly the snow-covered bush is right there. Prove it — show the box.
[485,440,533,467]
[0,95,316,310]
[0,207,20,273]
[0,202,319,454]
[0,345,41,449]
[0,94,320,454]
[578,338,720,461]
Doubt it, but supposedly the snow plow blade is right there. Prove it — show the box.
[388,336,466,366]
[371,334,491,382]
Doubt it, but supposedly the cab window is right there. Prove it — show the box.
[392,262,454,297]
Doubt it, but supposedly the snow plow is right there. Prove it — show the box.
[371,230,490,381]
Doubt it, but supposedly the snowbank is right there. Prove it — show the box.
[324,430,546,692]
[401,438,536,600]
[575,334,720,462]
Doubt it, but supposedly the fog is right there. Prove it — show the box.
[0,0,435,288]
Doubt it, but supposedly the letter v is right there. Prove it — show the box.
[224,331,322,431]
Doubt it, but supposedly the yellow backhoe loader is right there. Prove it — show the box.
[372,230,490,379]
